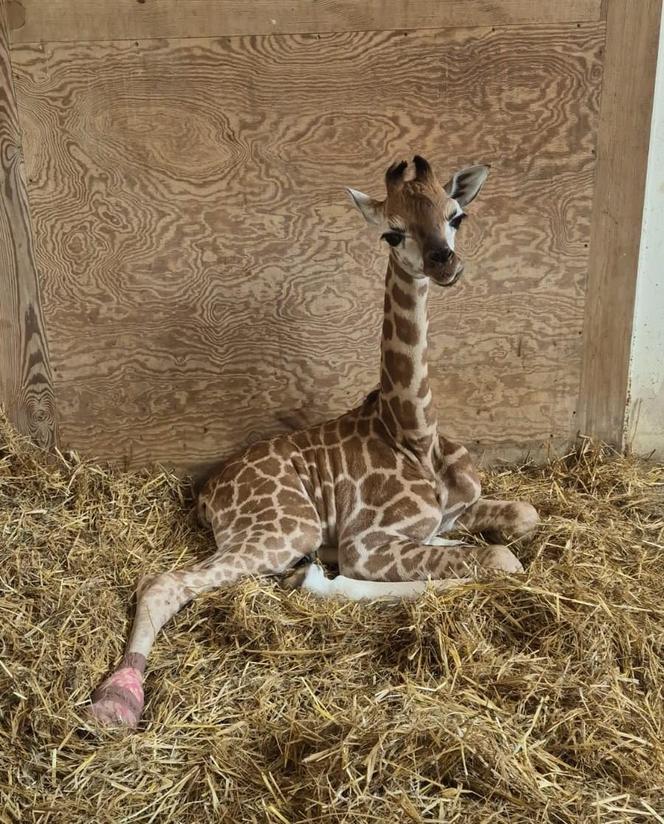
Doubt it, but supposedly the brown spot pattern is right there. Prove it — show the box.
[363,532,393,552]
[380,496,422,526]
[335,478,356,507]
[345,508,377,535]
[343,436,367,474]
[360,473,403,504]
[381,368,393,394]
[384,349,414,387]
[357,418,371,438]
[390,396,418,431]
[366,436,398,469]
[255,457,281,476]
[391,281,415,311]
[394,312,419,345]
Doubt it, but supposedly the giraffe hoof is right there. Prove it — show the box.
[483,545,524,574]
[86,667,144,729]
[278,562,312,591]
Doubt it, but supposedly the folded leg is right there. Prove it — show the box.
[339,536,523,583]
[455,497,539,541]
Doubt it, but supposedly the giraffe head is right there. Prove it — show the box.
[347,156,489,286]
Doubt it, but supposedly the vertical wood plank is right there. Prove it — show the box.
[0,0,57,447]
[577,0,662,444]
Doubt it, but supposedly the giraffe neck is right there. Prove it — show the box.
[378,256,438,461]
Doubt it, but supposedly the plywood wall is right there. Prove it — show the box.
[3,0,655,475]
[0,2,56,448]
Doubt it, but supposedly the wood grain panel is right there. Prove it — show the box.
[8,0,604,44]
[577,0,662,446]
[11,24,604,473]
[0,0,56,448]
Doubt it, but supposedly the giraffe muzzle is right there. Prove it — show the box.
[423,244,463,286]
[428,261,464,287]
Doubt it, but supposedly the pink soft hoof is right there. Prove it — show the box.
[87,666,144,728]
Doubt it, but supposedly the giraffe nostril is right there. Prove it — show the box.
[427,247,452,265]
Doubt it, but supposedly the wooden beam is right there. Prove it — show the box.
[0,0,57,447]
[577,0,662,445]
[8,0,603,44]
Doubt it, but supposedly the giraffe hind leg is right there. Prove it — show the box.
[87,529,317,728]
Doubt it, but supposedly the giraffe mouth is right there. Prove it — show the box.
[432,264,464,287]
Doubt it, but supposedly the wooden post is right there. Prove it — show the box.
[577,0,663,445]
[0,0,57,447]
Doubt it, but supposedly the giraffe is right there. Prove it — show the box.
[86,156,539,728]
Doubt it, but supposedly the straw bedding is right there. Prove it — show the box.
[1,412,663,823]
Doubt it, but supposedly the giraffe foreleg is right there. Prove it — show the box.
[455,497,539,542]
[338,537,523,584]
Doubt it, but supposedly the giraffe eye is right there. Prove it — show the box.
[449,214,467,230]
[381,231,404,247]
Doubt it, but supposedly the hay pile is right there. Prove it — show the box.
[1,413,663,823]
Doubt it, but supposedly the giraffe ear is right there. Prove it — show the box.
[443,165,490,207]
[345,188,385,226]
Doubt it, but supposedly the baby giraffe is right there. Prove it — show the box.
[87,156,538,727]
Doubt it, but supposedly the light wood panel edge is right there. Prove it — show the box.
[0,0,57,447]
[8,0,603,44]
[577,0,662,446]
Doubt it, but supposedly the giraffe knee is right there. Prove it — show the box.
[508,502,540,538]
[137,571,168,598]
[480,545,524,574]
[137,571,190,610]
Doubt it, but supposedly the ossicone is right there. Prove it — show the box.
[413,155,433,182]
[385,160,408,190]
